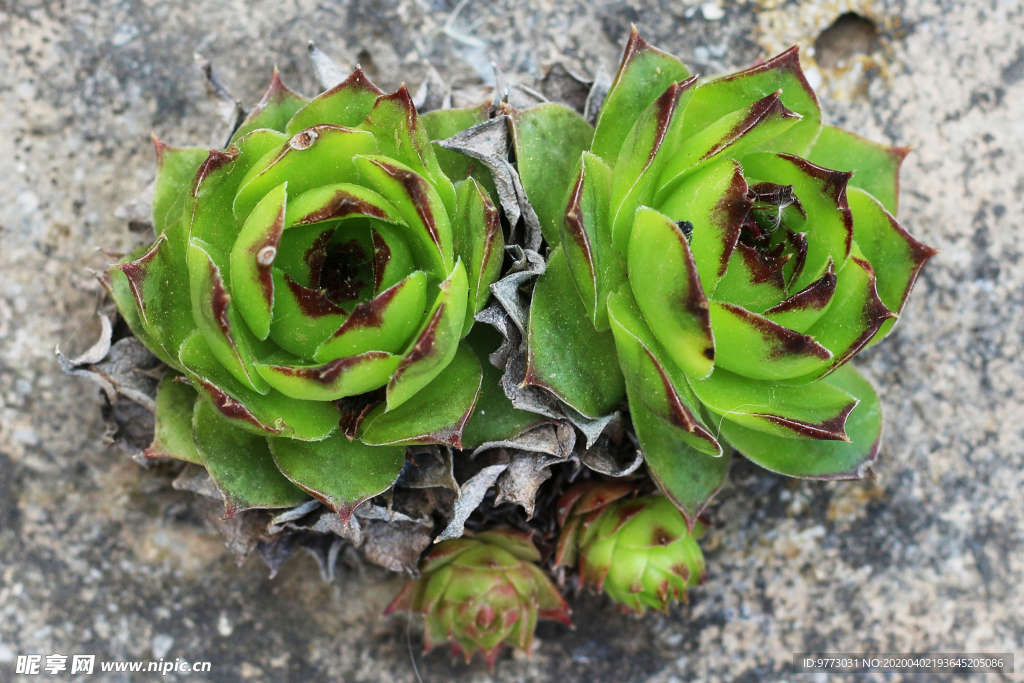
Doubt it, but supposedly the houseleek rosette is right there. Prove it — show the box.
[106,68,513,518]
[554,481,705,614]
[385,529,572,666]
[509,30,936,525]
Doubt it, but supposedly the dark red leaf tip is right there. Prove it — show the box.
[259,65,303,106]
[343,64,384,96]
[151,134,168,168]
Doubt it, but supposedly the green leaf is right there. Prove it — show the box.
[151,142,209,235]
[740,153,853,292]
[591,28,691,163]
[361,87,458,217]
[847,188,936,343]
[509,104,594,245]
[233,126,377,222]
[145,375,201,463]
[421,103,496,195]
[763,259,837,333]
[386,259,469,409]
[629,390,731,528]
[460,326,548,449]
[231,69,309,141]
[187,241,270,393]
[266,267,350,358]
[609,79,695,255]
[627,207,715,380]
[453,178,504,332]
[179,331,339,440]
[712,242,788,313]
[799,252,895,378]
[229,182,286,340]
[559,152,622,330]
[606,289,720,456]
[367,222,418,292]
[107,233,195,370]
[708,301,833,380]
[656,91,800,200]
[286,66,384,134]
[525,246,625,418]
[688,366,858,441]
[176,134,294,377]
[808,125,908,214]
[353,155,453,277]
[187,131,290,257]
[193,399,309,516]
[362,342,482,447]
[313,271,429,362]
[657,158,750,296]
[105,267,165,367]
[255,350,401,401]
[718,364,881,479]
[268,431,405,519]
[681,46,821,157]
[284,181,403,227]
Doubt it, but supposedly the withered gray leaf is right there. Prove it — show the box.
[489,245,545,335]
[102,394,156,460]
[306,40,348,91]
[255,534,302,579]
[482,253,621,449]
[308,511,363,545]
[437,117,543,251]
[396,448,458,492]
[472,422,572,461]
[58,314,162,411]
[205,503,275,566]
[358,505,433,575]
[578,433,644,477]
[583,62,611,125]
[194,52,245,147]
[266,499,322,534]
[500,342,618,449]
[412,64,450,113]
[391,486,456,523]
[300,535,347,582]
[172,463,221,501]
[493,451,554,519]
[537,63,592,115]
[355,504,429,525]
[505,82,547,111]
[435,463,509,542]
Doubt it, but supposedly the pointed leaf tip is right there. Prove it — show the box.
[260,65,305,105]
[151,134,167,167]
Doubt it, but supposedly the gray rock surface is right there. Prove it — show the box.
[2,0,1022,681]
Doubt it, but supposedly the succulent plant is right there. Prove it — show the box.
[385,529,572,666]
[507,29,937,526]
[554,481,705,614]
[104,66,529,518]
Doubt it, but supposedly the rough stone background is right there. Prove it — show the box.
[2,0,1022,681]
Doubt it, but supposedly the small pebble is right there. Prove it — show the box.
[701,4,725,21]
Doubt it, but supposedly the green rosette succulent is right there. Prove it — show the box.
[105,67,521,518]
[554,481,705,614]
[509,29,937,524]
[385,529,572,666]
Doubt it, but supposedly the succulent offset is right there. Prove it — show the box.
[104,66,529,518]
[554,481,705,614]
[508,29,936,525]
[386,529,571,665]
